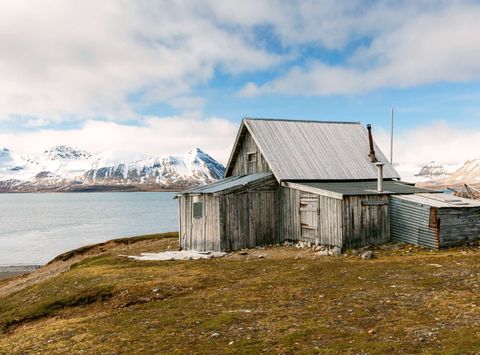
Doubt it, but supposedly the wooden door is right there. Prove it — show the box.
[300,194,318,242]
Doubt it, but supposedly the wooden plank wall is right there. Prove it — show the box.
[279,186,302,241]
[230,131,271,176]
[299,192,318,242]
[179,195,188,250]
[439,207,480,247]
[178,195,221,251]
[220,183,279,251]
[342,195,389,249]
[318,194,343,247]
[280,187,344,247]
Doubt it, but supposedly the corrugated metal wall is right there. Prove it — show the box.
[390,196,439,249]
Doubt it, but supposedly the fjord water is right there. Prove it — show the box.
[0,192,178,266]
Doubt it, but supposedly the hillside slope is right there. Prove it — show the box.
[1,235,480,353]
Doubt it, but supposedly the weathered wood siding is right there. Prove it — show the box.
[280,187,343,247]
[300,192,318,242]
[318,194,344,247]
[230,131,271,176]
[220,181,279,251]
[342,195,389,249]
[179,194,222,251]
[438,207,480,247]
[279,186,301,241]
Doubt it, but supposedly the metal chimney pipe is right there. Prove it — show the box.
[366,124,378,163]
[375,162,384,193]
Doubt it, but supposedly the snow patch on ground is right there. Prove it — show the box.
[126,250,227,261]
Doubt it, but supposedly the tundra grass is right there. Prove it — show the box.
[1,238,480,354]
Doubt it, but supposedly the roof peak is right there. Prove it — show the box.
[243,117,360,125]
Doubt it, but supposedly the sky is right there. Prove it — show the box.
[1,0,480,167]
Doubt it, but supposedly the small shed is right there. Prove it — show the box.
[178,173,279,252]
[391,193,480,248]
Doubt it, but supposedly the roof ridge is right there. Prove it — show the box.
[244,117,360,125]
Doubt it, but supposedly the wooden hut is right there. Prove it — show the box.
[178,118,432,251]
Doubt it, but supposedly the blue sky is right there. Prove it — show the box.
[1,1,480,166]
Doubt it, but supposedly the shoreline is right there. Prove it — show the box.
[0,265,40,280]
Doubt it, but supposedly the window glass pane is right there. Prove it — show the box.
[193,202,203,218]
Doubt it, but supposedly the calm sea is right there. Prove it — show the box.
[0,192,178,266]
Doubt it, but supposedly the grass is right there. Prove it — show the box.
[1,235,480,354]
[47,232,179,264]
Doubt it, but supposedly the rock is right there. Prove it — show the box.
[258,255,265,259]
[238,251,248,255]
[152,288,159,293]
[211,332,220,337]
[314,246,322,252]
[296,241,308,249]
[329,247,342,256]
[350,249,360,256]
[361,251,375,260]
[367,328,376,334]
[316,250,329,256]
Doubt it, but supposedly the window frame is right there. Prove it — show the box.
[247,151,257,163]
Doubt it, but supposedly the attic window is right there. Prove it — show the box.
[247,152,257,163]
[193,202,203,219]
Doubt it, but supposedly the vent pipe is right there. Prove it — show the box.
[375,162,384,193]
[366,124,378,163]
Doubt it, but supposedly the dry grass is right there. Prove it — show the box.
[1,235,480,354]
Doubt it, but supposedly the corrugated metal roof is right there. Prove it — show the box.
[393,193,480,208]
[179,173,273,194]
[286,180,433,198]
[230,118,400,181]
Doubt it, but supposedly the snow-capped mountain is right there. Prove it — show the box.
[0,146,225,192]
[414,161,461,180]
[444,159,480,185]
[395,161,461,184]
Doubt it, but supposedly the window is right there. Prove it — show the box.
[247,152,257,163]
[193,202,203,219]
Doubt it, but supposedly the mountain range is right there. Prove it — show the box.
[0,146,225,192]
[2,145,480,192]
[408,160,480,187]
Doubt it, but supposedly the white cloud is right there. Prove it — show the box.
[0,0,282,121]
[1,0,480,131]
[3,117,479,171]
[0,116,238,164]
[375,121,480,167]
[243,2,480,96]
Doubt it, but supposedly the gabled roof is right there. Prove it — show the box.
[225,118,400,181]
